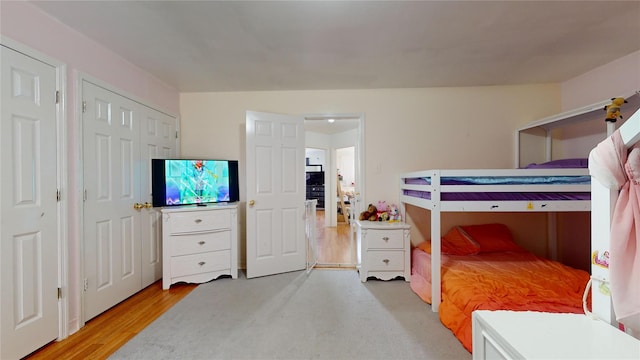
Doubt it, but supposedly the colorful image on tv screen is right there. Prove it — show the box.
[164,160,231,205]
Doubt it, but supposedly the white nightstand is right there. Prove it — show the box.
[355,220,410,282]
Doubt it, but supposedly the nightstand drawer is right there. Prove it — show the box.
[171,230,231,256]
[367,251,404,271]
[367,229,404,249]
[170,250,231,278]
[169,210,230,234]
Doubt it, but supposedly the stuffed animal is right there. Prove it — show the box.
[388,203,401,222]
[604,97,628,123]
[359,204,378,221]
[376,200,388,221]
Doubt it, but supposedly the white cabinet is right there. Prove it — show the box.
[161,204,238,290]
[472,310,640,360]
[356,220,410,282]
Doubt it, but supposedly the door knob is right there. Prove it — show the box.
[143,202,152,209]
[133,203,143,210]
[249,200,255,206]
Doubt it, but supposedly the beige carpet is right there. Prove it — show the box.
[111,269,471,360]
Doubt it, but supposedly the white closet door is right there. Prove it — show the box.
[82,80,142,320]
[139,108,177,287]
[0,45,59,359]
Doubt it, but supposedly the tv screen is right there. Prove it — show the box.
[152,159,239,207]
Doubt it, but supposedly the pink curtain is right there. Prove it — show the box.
[590,130,640,332]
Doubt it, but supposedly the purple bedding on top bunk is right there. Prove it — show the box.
[402,189,590,201]
[405,175,590,186]
[403,159,590,201]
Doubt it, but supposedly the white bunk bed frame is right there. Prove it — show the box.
[399,168,590,312]
[400,92,640,314]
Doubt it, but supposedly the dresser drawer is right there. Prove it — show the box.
[169,209,230,234]
[367,229,404,249]
[170,250,231,278]
[367,250,404,271]
[170,230,230,256]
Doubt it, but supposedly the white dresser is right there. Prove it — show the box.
[161,204,238,290]
[355,220,410,282]
[472,310,640,360]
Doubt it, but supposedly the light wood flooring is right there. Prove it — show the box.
[25,211,351,359]
[314,210,356,266]
[25,281,196,360]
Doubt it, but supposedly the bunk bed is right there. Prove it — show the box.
[399,92,640,351]
[400,166,591,313]
[401,92,640,312]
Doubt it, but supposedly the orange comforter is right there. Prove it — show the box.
[437,251,590,352]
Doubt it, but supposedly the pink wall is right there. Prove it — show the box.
[0,1,179,114]
[561,50,640,110]
[557,50,640,273]
[1,1,180,335]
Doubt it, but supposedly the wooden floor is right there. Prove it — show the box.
[25,281,196,360]
[315,210,355,266]
[25,211,351,359]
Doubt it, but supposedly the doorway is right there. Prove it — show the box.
[304,114,364,268]
[336,146,355,225]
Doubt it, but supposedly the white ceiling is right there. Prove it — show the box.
[30,1,640,93]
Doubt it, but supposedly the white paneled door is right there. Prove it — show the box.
[0,45,59,359]
[82,80,176,320]
[82,81,142,320]
[139,109,177,286]
[246,111,306,278]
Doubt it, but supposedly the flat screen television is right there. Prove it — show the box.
[151,159,239,207]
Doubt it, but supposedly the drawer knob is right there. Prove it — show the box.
[198,261,206,266]
[383,259,390,264]
[194,219,202,224]
[198,241,206,245]
[382,237,389,241]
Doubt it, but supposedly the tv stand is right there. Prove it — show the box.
[161,204,238,289]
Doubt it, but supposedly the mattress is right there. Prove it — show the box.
[403,175,590,201]
[410,246,444,304]
[410,247,590,352]
[404,175,591,186]
[402,189,590,201]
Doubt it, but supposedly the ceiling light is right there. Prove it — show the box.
[328,119,335,123]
